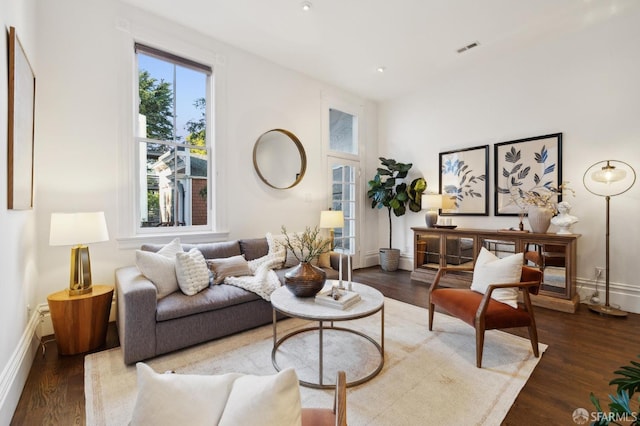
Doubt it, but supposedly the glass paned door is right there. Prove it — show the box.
[326,102,362,267]
[329,159,359,263]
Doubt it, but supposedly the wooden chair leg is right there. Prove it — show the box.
[335,371,347,426]
[428,303,435,331]
[528,324,540,357]
[475,326,485,368]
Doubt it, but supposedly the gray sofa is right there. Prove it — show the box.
[116,237,345,364]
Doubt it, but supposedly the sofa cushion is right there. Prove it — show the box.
[175,249,211,296]
[239,238,269,261]
[318,251,331,268]
[136,238,184,299]
[207,255,253,285]
[156,284,261,322]
[187,241,242,259]
[141,240,242,260]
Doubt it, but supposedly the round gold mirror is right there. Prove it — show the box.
[253,129,307,189]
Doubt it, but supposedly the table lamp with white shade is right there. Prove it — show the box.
[422,194,443,227]
[319,209,344,250]
[583,160,636,317]
[49,212,110,296]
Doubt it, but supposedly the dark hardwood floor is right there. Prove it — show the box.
[12,267,640,425]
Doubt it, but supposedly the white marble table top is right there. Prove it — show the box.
[271,280,384,321]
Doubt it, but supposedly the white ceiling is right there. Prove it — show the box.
[121,0,638,101]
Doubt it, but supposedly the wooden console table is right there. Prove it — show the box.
[411,227,580,313]
[47,285,113,355]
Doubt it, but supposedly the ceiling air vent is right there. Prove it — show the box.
[457,41,480,54]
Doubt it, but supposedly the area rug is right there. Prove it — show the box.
[85,298,547,425]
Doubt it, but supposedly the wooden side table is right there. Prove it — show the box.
[47,284,114,355]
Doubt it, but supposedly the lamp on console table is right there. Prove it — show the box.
[49,211,110,296]
[422,194,443,227]
[319,209,344,250]
[583,160,636,317]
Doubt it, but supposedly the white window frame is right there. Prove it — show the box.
[134,43,212,234]
[115,18,229,248]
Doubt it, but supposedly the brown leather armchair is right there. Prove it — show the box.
[301,371,347,426]
[428,265,542,368]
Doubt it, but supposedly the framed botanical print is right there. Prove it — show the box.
[494,133,562,216]
[439,145,489,215]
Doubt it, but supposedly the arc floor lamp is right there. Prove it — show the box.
[583,160,636,317]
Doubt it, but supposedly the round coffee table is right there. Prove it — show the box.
[271,280,384,389]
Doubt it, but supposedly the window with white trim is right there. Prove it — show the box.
[135,44,211,230]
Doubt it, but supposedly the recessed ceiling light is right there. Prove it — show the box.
[376,66,386,73]
[301,1,312,11]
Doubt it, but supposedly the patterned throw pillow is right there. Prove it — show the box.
[175,248,210,296]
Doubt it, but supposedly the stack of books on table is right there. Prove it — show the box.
[314,288,361,310]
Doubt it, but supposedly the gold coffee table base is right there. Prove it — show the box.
[270,281,385,389]
[271,320,384,389]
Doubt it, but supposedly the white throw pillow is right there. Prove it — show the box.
[267,232,287,268]
[219,368,302,426]
[130,363,242,426]
[156,237,183,258]
[135,238,184,299]
[470,247,523,308]
[175,248,211,296]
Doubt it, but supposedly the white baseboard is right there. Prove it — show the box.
[363,250,414,271]
[0,308,41,425]
[576,277,640,313]
[367,253,640,314]
[0,295,117,424]
[363,251,381,268]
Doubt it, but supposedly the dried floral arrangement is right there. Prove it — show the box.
[280,226,331,263]
[520,181,575,214]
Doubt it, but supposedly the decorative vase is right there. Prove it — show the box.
[284,261,326,297]
[527,206,554,234]
[379,248,400,272]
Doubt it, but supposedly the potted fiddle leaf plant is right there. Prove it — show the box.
[367,157,427,271]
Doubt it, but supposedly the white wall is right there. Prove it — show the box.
[0,0,41,422]
[2,0,377,419]
[32,0,376,300]
[378,7,640,312]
